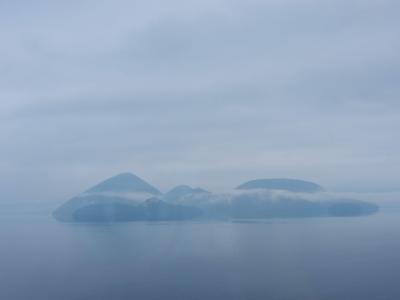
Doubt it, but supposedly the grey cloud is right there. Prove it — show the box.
[0,0,400,204]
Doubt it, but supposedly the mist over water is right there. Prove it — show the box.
[1,207,400,300]
[1,0,399,299]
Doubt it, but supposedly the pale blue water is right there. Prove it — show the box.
[1,208,400,300]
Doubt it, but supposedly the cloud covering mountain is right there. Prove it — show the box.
[54,172,379,222]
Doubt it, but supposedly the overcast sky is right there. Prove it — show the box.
[1,0,400,204]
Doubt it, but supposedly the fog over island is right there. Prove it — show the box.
[54,172,379,222]
[1,1,400,300]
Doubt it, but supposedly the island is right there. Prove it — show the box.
[53,173,379,222]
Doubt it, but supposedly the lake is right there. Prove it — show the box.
[1,207,400,300]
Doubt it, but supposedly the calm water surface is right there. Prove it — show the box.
[1,208,400,300]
